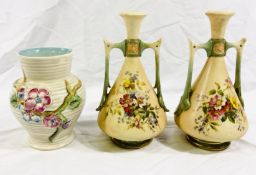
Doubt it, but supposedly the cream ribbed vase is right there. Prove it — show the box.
[10,48,85,150]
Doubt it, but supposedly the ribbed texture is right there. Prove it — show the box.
[11,59,85,150]
[20,54,72,80]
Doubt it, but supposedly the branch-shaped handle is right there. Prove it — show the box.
[141,39,169,112]
[174,40,209,117]
[226,38,246,107]
[96,40,125,111]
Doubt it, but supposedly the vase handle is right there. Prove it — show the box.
[226,38,246,107]
[141,39,169,112]
[96,40,126,111]
[174,40,210,117]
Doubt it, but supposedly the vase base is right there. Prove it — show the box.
[28,132,75,151]
[186,135,230,151]
[111,138,152,149]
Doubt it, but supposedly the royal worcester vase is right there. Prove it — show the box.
[10,48,85,150]
[97,11,168,149]
[175,11,248,151]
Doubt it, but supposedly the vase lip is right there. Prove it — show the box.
[206,10,235,16]
[19,47,72,58]
[120,11,146,17]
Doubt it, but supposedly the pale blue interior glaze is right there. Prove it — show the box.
[19,47,72,57]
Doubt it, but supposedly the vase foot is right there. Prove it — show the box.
[28,132,75,151]
[111,138,152,149]
[186,135,230,151]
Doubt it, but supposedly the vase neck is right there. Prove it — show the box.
[206,11,234,39]
[121,11,146,39]
[20,55,71,81]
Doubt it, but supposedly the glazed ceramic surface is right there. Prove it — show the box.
[97,12,168,148]
[175,11,248,150]
[10,48,85,150]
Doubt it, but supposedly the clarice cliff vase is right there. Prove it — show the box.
[175,11,248,151]
[10,48,85,150]
[96,11,168,149]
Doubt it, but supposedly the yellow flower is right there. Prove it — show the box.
[123,79,131,88]
[230,97,239,109]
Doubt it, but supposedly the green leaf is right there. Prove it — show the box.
[215,82,221,89]
[10,94,18,108]
[221,115,227,122]
[217,90,224,96]
[209,89,216,95]
[68,95,81,110]
[225,111,236,123]
[202,106,208,114]
[210,124,218,131]
[228,115,235,123]
[211,122,219,126]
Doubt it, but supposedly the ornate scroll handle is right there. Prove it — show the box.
[174,40,209,117]
[141,39,169,112]
[226,38,246,107]
[96,40,126,111]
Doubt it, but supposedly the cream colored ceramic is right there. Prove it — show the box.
[175,11,248,151]
[97,11,168,148]
[10,48,85,150]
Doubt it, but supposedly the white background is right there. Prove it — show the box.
[0,0,256,174]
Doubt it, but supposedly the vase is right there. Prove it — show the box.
[174,11,248,151]
[10,47,85,150]
[96,11,168,149]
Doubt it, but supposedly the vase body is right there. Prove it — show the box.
[175,11,248,151]
[97,12,168,148]
[10,48,85,150]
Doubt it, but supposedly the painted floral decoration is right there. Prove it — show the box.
[195,78,245,135]
[11,80,82,141]
[108,71,159,131]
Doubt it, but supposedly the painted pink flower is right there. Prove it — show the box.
[208,109,224,120]
[208,95,219,107]
[43,115,62,128]
[24,88,51,113]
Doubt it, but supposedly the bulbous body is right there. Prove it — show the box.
[97,12,168,148]
[175,11,248,151]
[10,48,85,150]
[98,57,167,142]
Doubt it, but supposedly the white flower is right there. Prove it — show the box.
[22,113,31,121]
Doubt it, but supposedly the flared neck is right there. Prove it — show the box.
[120,11,146,39]
[206,11,234,39]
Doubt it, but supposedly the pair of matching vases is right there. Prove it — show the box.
[10,11,248,151]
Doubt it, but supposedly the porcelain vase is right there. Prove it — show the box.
[175,11,248,151]
[10,47,85,150]
[96,11,168,149]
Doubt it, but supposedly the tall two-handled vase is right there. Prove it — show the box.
[175,11,248,151]
[97,12,168,149]
[10,48,85,150]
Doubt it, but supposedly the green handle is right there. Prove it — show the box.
[96,40,125,111]
[174,40,206,117]
[226,38,246,107]
[141,39,169,112]
[96,39,169,112]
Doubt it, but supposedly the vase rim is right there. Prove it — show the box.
[19,47,72,58]
[206,11,234,16]
[120,11,146,17]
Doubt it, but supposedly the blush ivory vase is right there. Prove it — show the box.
[174,11,248,151]
[10,48,85,150]
[96,11,168,149]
